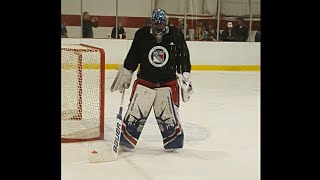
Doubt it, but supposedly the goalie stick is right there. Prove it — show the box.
[89,90,125,163]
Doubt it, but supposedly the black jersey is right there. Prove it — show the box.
[123,26,191,83]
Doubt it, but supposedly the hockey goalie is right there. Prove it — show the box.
[110,8,194,151]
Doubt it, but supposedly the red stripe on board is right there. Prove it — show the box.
[62,15,148,28]
[62,15,81,26]
[62,15,260,31]
[183,19,260,30]
[118,17,147,28]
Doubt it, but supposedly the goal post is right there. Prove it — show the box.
[61,44,105,143]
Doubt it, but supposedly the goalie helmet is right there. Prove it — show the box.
[151,8,168,43]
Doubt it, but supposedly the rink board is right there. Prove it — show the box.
[62,63,260,71]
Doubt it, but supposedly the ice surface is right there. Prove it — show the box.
[62,70,260,180]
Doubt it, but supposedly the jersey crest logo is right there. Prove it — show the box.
[148,46,169,68]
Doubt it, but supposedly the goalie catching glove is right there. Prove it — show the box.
[110,66,133,93]
[177,72,194,102]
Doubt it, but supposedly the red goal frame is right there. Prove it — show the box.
[61,44,105,143]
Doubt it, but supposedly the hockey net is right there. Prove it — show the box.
[61,44,105,143]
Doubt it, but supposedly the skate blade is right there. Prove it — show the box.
[165,148,180,152]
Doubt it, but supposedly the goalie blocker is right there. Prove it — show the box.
[120,80,184,150]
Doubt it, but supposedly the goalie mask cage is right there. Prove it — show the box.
[61,44,105,143]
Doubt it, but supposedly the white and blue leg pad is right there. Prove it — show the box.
[153,87,184,149]
[120,84,156,149]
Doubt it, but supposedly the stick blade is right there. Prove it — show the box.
[88,150,117,163]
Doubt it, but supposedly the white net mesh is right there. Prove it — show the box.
[61,44,104,142]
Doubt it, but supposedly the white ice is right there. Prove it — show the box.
[62,70,260,180]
